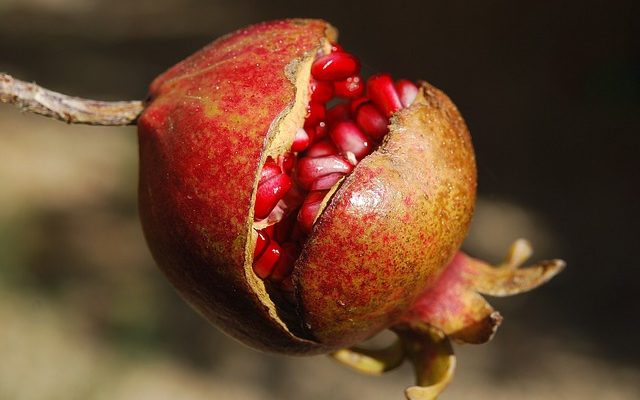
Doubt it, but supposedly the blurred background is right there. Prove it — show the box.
[0,0,638,399]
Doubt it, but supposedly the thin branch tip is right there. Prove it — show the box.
[0,72,145,126]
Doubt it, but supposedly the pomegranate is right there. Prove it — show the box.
[136,19,564,396]
[0,18,564,399]
[137,18,469,351]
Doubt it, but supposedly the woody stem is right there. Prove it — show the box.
[0,73,144,126]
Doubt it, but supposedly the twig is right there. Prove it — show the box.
[0,73,144,126]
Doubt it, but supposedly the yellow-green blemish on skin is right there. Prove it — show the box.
[202,98,223,119]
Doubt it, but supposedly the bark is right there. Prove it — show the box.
[0,73,144,126]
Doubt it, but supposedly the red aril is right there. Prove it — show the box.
[330,42,344,53]
[329,121,371,159]
[254,173,293,219]
[297,190,329,232]
[253,240,282,279]
[273,212,296,242]
[326,104,351,126]
[311,52,360,81]
[334,75,364,98]
[367,74,403,117]
[309,172,344,190]
[292,128,310,152]
[305,101,326,126]
[355,103,389,141]
[279,152,295,175]
[395,79,419,108]
[254,229,270,258]
[296,155,353,190]
[305,140,339,158]
[310,78,334,102]
[349,96,370,114]
[270,242,299,282]
[260,160,281,182]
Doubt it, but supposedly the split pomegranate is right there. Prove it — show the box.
[136,21,562,386]
[0,18,565,399]
[138,19,476,352]
[251,46,419,293]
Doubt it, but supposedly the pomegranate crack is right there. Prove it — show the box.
[252,44,418,293]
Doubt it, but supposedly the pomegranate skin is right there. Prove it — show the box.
[295,84,476,347]
[137,19,334,354]
[137,19,476,353]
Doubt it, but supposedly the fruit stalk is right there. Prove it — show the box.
[0,72,143,126]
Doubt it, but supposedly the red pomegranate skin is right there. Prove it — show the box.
[295,84,476,347]
[137,19,333,354]
[137,19,476,354]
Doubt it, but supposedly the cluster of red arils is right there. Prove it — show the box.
[251,44,419,291]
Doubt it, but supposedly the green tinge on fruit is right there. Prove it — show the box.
[295,83,476,347]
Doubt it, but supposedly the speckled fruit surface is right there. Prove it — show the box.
[137,19,476,354]
[295,83,475,347]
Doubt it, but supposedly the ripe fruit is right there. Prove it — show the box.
[137,18,479,352]
[0,18,563,399]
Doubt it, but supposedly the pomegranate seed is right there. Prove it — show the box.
[330,43,344,53]
[305,101,326,126]
[305,140,339,158]
[329,121,372,159]
[277,184,305,214]
[311,52,360,81]
[296,155,353,190]
[310,78,334,103]
[334,75,364,99]
[367,74,403,117]
[305,123,328,144]
[303,126,316,143]
[298,190,329,232]
[356,103,389,141]
[264,224,275,236]
[279,152,295,175]
[310,172,344,190]
[253,240,282,279]
[326,104,351,126]
[349,97,370,114]
[260,160,281,183]
[254,173,293,219]
[314,121,328,140]
[270,242,300,282]
[395,79,419,108]
[274,213,296,242]
[292,128,310,152]
[254,229,270,259]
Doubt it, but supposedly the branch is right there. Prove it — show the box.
[0,73,144,126]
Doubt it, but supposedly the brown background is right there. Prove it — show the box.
[0,0,638,399]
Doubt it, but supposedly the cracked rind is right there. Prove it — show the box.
[401,240,565,344]
[295,83,477,348]
[137,19,335,354]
